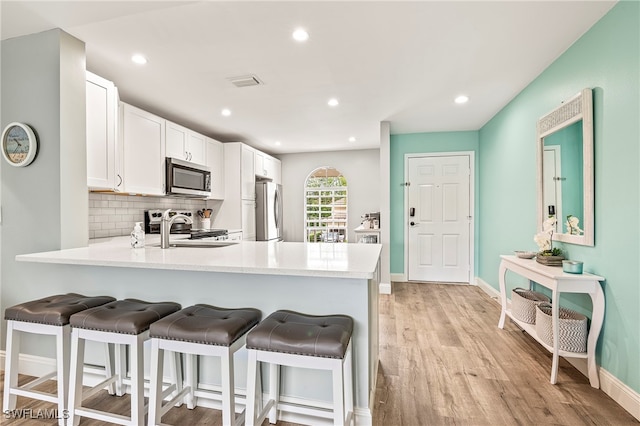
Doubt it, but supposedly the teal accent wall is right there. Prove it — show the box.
[389,131,479,273]
[478,2,640,392]
[389,2,639,393]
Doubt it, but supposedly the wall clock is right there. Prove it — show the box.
[2,122,38,167]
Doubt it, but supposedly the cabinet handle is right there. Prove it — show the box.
[116,174,122,187]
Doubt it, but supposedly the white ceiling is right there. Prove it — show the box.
[1,1,616,154]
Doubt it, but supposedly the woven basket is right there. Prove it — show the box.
[535,303,588,353]
[511,288,551,324]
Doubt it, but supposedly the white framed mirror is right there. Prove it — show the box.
[536,88,594,246]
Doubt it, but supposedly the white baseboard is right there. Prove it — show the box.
[379,282,391,294]
[390,273,406,282]
[0,351,373,425]
[601,368,640,420]
[475,276,501,300]
[475,276,640,421]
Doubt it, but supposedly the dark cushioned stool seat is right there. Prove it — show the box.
[5,293,116,326]
[246,310,353,359]
[70,298,181,335]
[150,304,261,346]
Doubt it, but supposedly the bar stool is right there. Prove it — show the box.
[147,304,261,426]
[3,293,116,426]
[67,298,181,426]
[245,310,354,426]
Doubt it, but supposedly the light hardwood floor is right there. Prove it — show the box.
[1,282,637,425]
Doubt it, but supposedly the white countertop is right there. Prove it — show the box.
[16,237,382,279]
[354,225,380,233]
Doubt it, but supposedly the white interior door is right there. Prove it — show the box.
[407,155,471,283]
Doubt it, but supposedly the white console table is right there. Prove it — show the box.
[497,255,605,388]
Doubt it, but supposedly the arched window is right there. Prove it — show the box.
[305,167,348,243]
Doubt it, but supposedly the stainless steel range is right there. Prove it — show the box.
[144,210,228,240]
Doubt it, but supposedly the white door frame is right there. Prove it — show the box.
[404,151,475,284]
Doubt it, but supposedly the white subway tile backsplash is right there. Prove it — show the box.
[94,229,109,238]
[89,192,207,240]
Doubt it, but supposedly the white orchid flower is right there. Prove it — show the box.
[566,215,584,235]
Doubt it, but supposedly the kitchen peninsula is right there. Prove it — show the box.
[16,239,382,424]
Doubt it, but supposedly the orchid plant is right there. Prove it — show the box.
[534,217,562,256]
[566,215,584,235]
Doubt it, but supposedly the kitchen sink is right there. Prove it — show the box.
[151,240,239,248]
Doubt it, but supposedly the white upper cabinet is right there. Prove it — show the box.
[255,151,265,177]
[254,150,281,184]
[266,156,281,184]
[188,131,206,165]
[206,137,225,200]
[121,103,166,195]
[86,71,122,190]
[242,145,256,200]
[166,120,206,165]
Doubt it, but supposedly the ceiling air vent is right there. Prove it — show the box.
[228,74,263,88]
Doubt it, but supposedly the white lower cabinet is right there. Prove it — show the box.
[242,199,256,241]
[121,103,166,195]
[227,231,243,241]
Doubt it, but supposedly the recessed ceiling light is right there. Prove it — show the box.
[131,54,147,65]
[348,137,356,142]
[274,141,282,146]
[328,98,339,107]
[292,28,309,42]
[455,95,469,104]
[221,108,232,117]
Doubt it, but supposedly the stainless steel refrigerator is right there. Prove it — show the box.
[256,181,283,241]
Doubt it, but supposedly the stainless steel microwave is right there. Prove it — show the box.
[165,157,211,198]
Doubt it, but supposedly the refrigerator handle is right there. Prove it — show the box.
[274,188,280,228]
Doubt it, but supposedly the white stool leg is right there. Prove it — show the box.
[332,359,345,426]
[130,335,145,426]
[104,343,115,395]
[344,345,354,425]
[2,321,20,412]
[245,350,259,426]
[168,350,183,407]
[67,329,85,426]
[268,363,279,424]
[115,343,126,396]
[256,362,263,420]
[220,347,235,426]
[148,338,164,426]
[185,353,197,409]
[55,325,70,426]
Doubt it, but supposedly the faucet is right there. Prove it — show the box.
[160,209,193,249]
